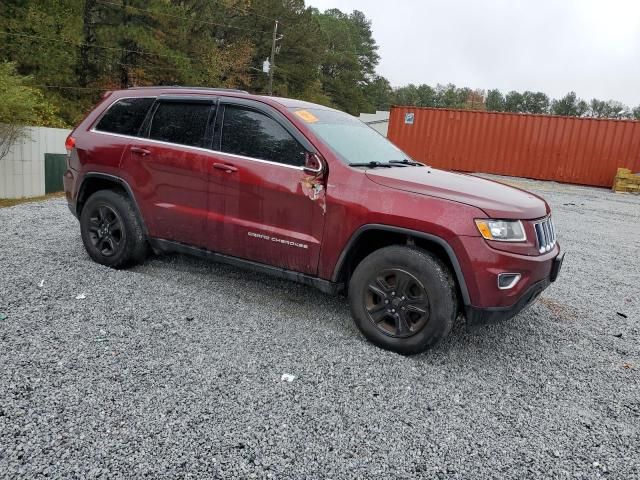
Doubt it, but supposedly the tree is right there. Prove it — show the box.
[363,75,392,110]
[314,8,381,114]
[634,106,640,120]
[0,62,64,161]
[521,91,550,114]
[485,89,505,111]
[434,84,468,108]
[392,84,420,106]
[504,91,524,112]
[465,89,485,110]
[551,92,589,117]
[589,99,631,119]
[416,84,437,107]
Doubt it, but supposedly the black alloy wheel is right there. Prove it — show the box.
[364,268,430,338]
[348,246,457,354]
[79,189,147,269]
[87,204,125,257]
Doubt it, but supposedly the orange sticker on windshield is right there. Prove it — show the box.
[294,110,319,123]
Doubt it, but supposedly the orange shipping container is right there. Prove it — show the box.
[388,107,640,188]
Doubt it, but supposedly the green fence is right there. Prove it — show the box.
[44,153,67,193]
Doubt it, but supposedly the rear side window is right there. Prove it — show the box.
[221,106,306,166]
[95,97,154,136]
[149,102,212,148]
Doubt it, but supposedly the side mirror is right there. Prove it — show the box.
[303,152,324,175]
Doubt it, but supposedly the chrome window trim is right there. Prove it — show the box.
[89,129,305,171]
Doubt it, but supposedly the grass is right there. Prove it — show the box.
[0,191,65,208]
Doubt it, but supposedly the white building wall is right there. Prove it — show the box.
[359,110,390,137]
[0,126,72,198]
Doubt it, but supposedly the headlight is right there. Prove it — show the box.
[475,219,526,242]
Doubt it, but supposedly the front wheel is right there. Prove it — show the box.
[348,246,457,354]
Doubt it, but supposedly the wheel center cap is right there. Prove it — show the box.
[391,297,403,308]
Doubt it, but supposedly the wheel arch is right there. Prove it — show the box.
[77,173,148,235]
[331,224,470,306]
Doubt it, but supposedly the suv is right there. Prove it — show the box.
[63,87,563,354]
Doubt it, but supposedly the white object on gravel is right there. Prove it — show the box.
[75,293,86,300]
[281,373,296,382]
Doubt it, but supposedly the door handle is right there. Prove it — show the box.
[131,147,151,156]
[213,163,238,173]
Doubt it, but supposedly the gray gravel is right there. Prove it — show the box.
[1,177,639,479]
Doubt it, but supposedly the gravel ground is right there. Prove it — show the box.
[1,177,639,479]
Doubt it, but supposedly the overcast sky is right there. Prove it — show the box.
[306,0,640,107]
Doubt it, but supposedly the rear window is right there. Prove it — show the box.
[148,102,212,148]
[95,97,154,136]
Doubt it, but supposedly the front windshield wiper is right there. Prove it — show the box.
[388,159,424,166]
[348,161,393,168]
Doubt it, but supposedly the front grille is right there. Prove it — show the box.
[534,217,556,253]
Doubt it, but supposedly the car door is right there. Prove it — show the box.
[121,96,216,247]
[205,100,326,275]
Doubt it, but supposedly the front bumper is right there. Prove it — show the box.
[465,252,564,324]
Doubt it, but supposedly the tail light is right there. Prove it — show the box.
[65,135,76,152]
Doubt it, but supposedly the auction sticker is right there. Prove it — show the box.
[294,110,319,123]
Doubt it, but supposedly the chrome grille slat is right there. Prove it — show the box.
[535,216,556,253]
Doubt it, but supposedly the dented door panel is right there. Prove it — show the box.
[206,152,326,275]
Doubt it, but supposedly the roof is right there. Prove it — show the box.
[119,86,336,112]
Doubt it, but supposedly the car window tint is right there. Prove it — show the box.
[149,102,211,148]
[221,106,306,166]
[95,97,154,136]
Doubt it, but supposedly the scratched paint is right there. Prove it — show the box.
[300,174,327,214]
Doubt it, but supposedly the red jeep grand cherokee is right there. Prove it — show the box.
[63,86,563,354]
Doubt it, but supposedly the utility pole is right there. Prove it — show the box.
[268,20,279,96]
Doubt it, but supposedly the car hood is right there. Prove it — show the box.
[365,167,549,219]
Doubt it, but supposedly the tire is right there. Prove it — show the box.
[79,189,147,269]
[348,245,457,354]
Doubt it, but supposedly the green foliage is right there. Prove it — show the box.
[363,75,393,110]
[521,91,550,114]
[0,1,384,122]
[314,8,380,114]
[634,106,640,120]
[589,99,632,119]
[0,62,65,160]
[551,92,589,117]
[485,89,505,112]
[0,62,65,127]
[504,91,524,112]
[0,1,636,124]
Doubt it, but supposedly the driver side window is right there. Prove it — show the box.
[220,105,306,167]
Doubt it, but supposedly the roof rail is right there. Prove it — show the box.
[127,86,249,94]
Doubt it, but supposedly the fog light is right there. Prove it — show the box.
[497,273,521,290]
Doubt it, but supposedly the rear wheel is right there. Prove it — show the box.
[348,246,457,354]
[80,190,147,268]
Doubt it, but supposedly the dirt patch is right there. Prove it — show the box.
[539,296,581,322]
[0,192,65,208]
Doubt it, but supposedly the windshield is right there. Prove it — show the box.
[288,107,413,165]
